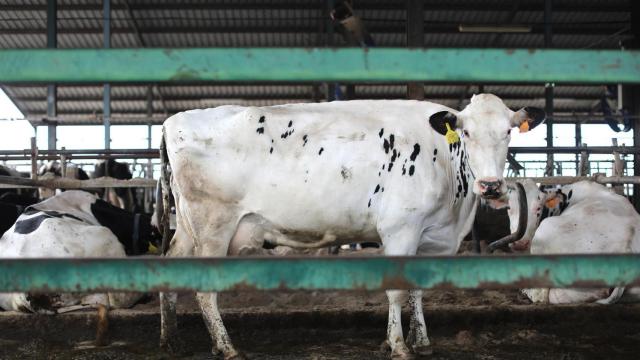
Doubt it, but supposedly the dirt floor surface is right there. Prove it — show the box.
[1,289,640,360]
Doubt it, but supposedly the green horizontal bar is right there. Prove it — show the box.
[0,48,638,84]
[1,255,639,293]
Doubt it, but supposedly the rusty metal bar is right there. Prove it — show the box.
[0,175,156,189]
[0,255,639,293]
[0,48,638,84]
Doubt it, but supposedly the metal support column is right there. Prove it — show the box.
[46,0,57,150]
[103,0,111,150]
[628,1,640,209]
[544,0,554,176]
[406,0,424,100]
[325,0,335,101]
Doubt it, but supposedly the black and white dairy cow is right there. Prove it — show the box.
[0,190,159,314]
[506,179,640,304]
[158,95,545,359]
[38,161,91,199]
[94,159,140,212]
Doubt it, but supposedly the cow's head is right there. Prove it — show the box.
[429,94,545,201]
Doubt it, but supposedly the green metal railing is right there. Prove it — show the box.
[1,255,639,292]
[0,48,638,84]
[1,47,640,292]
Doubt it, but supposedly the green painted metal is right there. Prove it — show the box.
[0,48,638,84]
[1,255,639,293]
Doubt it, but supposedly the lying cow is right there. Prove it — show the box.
[0,190,160,315]
[158,94,544,359]
[506,179,640,304]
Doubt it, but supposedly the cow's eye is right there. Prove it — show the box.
[463,130,470,138]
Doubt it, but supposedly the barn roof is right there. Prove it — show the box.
[0,0,633,125]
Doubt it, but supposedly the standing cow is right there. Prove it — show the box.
[506,179,640,304]
[158,95,544,359]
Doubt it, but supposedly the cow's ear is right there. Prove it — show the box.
[429,111,459,136]
[512,107,545,133]
[543,191,562,210]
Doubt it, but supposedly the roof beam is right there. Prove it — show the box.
[0,24,629,36]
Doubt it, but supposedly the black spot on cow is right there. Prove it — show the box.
[303,135,308,146]
[374,184,380,194]
[433,149,438,156]
[410,144,421,161]
[288,120,293,127]
[383,139,390,154]
[256,127,265,134]
[318,147,324,155]
[340,166,352,181]
[259,116,265,123]
[381,187,385,192]
[389,134,395,150]
[379,128,384,138]
[382,164,385,170]
[271,139,274,143]
[378,172,381,176]
[14,209,83,235]
[391,149,397,162]
[402,164,407,175]
[568,190,573,200]
[388,162,394,172]
[368,199,371,208]
[432,157,436,162]
[269,147,274,154]
[409,165,415,176]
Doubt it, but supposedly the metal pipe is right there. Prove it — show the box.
[103,0,111,150]
[1,255,640,292]
[46,0,57,151]
[0,175,156,189]
[509,174,640,185]
[488,182,527,252]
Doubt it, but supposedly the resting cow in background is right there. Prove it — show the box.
[506,179,640,304]
[0,190,159,314]
[0,165,39,234]
[94,159,140,212]
[158,94,545,359]
[38,161,90,199]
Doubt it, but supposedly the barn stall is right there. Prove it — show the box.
[0,0,639,358]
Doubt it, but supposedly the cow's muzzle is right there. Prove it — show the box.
[479,179,504,199]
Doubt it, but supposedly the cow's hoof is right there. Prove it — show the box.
[380,340,391,352]
[412,345,433,356]
[224,351,247,360]
[391,351,416,359]
[160,339,191,357]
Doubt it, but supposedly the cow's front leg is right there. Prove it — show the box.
[380,226,421,359]
[406,290,432,355]
[196,292,244,360]
[386,289,412,358]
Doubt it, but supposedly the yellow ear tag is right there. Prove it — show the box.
[545,197,558,209]
[519,121,530,133]
[445,123,460,144]
[148,243,159,254]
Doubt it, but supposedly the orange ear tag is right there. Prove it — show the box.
[445,123,460,144]
[519,121,530,133]
[545,197,558,209]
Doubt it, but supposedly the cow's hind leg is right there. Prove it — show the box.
[406,290,431,355]
[194,223,244,359]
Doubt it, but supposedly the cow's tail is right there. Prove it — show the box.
[158,128,173,254]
